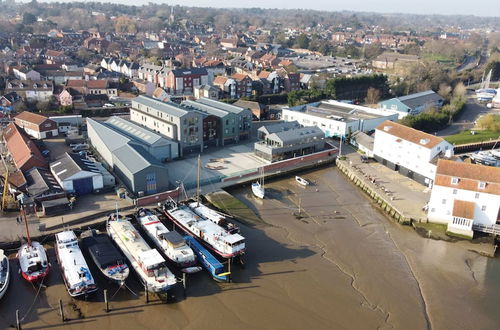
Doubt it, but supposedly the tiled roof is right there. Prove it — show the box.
[376,120,445,149]
[15,111,53,126]
[232,73,248,81]
[452,200,475,219]
[4,123,47,171]
[213,76,228,85]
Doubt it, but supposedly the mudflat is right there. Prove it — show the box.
[1,167,499,330]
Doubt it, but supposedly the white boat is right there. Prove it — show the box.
[17,209,49,283]
[476,70,497,101]
[136,208,196,267]
[55,230,97,297]
[295,176,309,186]
[470,152,498,166]
[107,214,177,293]
[163,199,245,258]
[252,167,265,199]
[0,249,10,300]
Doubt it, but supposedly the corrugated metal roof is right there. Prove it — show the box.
[87,118,130,152]
[50,152,100,181]
[397,90,443,109]
[113,143,163,174]
[105,116,167,146]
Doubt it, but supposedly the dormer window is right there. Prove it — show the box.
[451,177,459,185]
[33,83,37,89]
[478,181,486,189]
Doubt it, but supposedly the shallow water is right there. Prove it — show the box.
[1,166,499,330]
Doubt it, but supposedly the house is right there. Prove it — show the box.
[3,123,48,172]
[0,92,22,112]
[231,73,253,98]
[133,79,156,96]
[152,87,170,102]
[282,100,399,139]
[427,160,500,239]
[130,95,203,156]
[5,80,54,102]
[194,85,220,100]
[165,68,209,95]
[58,89,73,106]
[234,99,267,120]
[48,115,83,133]
[83,37,110,53]
[372,52,419,70]
[50,152,104,196]
[350,131,375,158]
[378,90,444,118]
[43,49,68,64]
[373,120,454,186]
[254,124,325,162]
[212,76,237,99]
[13,67,41,81]
[66,79,117,97]
[14,111,59,139]
[87,118,171,195]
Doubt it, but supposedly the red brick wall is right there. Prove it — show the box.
[136,186,182,207]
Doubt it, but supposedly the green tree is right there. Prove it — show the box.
[294,34,310,49]
[23,13,37,25]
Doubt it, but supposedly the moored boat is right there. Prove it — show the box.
[17,208,49,283]
[55,230,98,297]
[295,176,309,186]
[137,208,196,267]
[0,249,10,300]
[252,167,265,199]
[81,229,129,285]
[184,236,230,282]
[187,202,239,234]
[163,199,245,259]
[107,214,177,293]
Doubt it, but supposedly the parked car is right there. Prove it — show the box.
[72,144,89,152]
[103,103,115,108]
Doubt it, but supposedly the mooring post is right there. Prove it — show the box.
[228,258,232,283]
[182,272,186,293]
[16,309,21,330]
[144,282,149,303]
[59,299,65,322]
[104,289,109,313]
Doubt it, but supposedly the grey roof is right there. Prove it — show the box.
[113,143,163,174]
[258,121,301,135]
[87,118,130,152]
[170,68,208,76]
[397,90,443,109]
[105,116,171,146]
[25,167,63,197]
[133,95,191,118]
[182,100,229,118]
[196,98,248,115]
[50,152,100,181]
[268,126,324,145]
[352,131,374,150]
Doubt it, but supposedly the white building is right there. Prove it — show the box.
[427,160,500,238]
[282,100,398,138]
[373,120,454,186]
[50,153,104,196]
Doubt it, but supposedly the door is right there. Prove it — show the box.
[73,177,94,196]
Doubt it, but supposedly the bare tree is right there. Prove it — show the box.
[365,87,381,105]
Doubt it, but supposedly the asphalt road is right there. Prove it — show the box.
[437,98,495,136]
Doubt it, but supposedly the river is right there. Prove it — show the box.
[1,166,499,329]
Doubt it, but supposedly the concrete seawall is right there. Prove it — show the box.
[336,158,414,225]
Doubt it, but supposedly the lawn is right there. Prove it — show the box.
[445,129,500,145]
[205,191,263,226]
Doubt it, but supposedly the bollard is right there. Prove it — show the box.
[16,309,21,330]
[104,289,109,313]
[59,299,65,322]
[228,258,232,283]
[144,282,149,303]
[182,272,186,291]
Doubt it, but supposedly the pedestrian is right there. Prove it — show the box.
[16,216,20,224]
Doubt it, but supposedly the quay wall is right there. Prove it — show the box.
[336,158,413,225]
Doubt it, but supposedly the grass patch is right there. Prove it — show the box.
[413,222,452,240]
[205,191,263,226]
[445,129,500,145]
[446,231,473,240]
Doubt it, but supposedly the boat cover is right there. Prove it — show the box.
[159,231,185,247]
[82,235,125,269]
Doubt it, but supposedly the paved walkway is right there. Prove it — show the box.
[340,145,429,221]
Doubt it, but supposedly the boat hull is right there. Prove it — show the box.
[17,242,50,283]
[21,266,50,283]
[164,209,244,259]
[0,255,10,300]
[252,183,265,199]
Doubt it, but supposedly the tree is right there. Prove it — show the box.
[23,13,37,25]
[437,83,452,101]
[294,34,310,49]
[365,87,381,104]
[476,114,500,131]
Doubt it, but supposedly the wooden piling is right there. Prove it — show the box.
[144,282,149,303]
[59,299,65,322]
[16,309,21,330]
[104,289,109,312]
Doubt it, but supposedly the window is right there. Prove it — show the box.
[478,182,486,189]
[475,193,479,199]
[452,189,457,195]
[442,199,446,204]
[451,177,459,185]
[481,205,487,211]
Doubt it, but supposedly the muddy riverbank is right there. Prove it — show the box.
[1,166,499,329]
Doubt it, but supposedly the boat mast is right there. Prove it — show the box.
[21,206,31,247]
[197,154,201,207]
